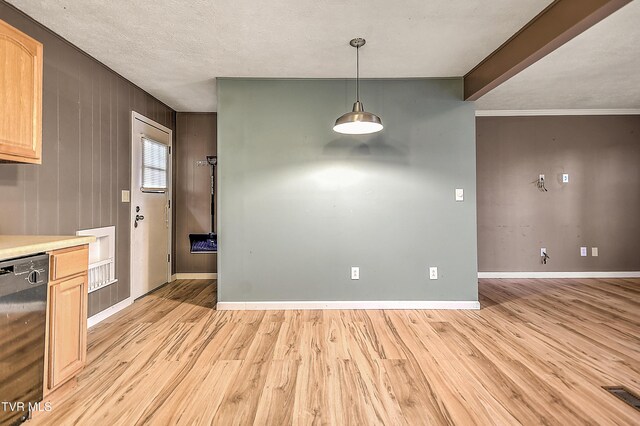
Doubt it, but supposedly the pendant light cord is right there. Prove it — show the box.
[356,45,360,102]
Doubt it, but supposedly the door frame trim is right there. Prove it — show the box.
[130,111,173,299]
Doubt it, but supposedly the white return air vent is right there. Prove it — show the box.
[76,226,117,293]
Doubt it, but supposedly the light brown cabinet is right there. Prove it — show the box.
[0,18,43,164]
[45,246,89,394]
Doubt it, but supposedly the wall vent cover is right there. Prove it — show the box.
[603,386,640,411]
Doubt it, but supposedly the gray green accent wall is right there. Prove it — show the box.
[477,115,640,272]
[217,78,477,303]
[0,1,176,316]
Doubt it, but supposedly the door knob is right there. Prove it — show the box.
[134,214,145,228]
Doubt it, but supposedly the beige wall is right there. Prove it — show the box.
[175,113,217,273]
[0,2,176,316]
[477,115,640,272]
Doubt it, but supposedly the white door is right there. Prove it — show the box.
[130,112,172,299]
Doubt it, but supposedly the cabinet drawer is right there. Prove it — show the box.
[50,245,89,281]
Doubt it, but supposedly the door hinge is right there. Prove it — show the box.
[168,146,172,155]
[168,200,171,208]
[168,254,171,263]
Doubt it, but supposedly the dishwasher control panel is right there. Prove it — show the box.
[0,253,49,286]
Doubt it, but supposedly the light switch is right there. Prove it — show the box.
[455,188,464,202]
[121,190,130,203]
[592,247,598,257]
[580,247,587,257]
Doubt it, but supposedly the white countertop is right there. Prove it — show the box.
[0,235,96,261]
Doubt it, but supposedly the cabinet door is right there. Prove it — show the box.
[48,275,88,389]
[0,18,43,163]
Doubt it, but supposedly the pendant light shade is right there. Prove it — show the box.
[333,38,383,135]
[333,101,383,134]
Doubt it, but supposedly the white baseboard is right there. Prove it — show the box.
[475,109,640,117]
[478,271,640,279]
[87,297,132,328]
[171,273,218,281]
[217,300,480,310]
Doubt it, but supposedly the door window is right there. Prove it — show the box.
[141,137,168,193]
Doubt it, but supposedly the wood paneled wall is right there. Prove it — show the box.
[0,2,176,316]
[477,115,640,272]
[175,113,217,274]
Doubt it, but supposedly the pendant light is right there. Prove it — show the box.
[333,38,383,135]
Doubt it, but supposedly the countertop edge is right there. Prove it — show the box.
[0,236,97,261]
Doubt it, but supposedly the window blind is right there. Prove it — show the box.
[141,137,168,192]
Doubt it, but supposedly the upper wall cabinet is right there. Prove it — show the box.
[0,18,43,164]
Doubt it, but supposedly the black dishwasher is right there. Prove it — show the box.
[0,253,48,426]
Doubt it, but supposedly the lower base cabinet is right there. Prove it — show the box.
[45,246,88,394]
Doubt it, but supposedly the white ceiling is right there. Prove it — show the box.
[7,0,554,112]
[475,0,640,110]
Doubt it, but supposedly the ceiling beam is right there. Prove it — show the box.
[463,0,632,101]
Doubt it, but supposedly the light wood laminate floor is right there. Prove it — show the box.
[32,278,640,425]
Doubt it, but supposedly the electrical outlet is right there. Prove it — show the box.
[539,174,545,181]
[455,188,464,202]
[562,173,569,183]
[580,247,587,257]
[592,247,598,257]
[429,267,438,280]
[351,266,360,280]
[541,248,546,256]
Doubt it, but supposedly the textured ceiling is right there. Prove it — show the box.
[475,1,640,110]
[7,0,553,111]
